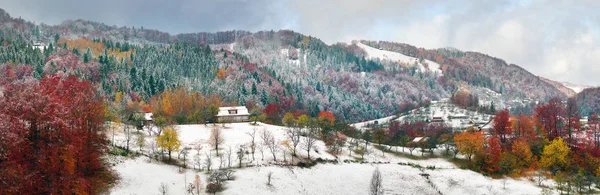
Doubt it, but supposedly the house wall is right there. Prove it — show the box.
[217,115,249,123]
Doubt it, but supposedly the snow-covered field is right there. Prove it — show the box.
[356,42,442,75]
[109,122,551,195]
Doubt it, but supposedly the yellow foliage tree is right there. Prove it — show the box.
[454,131,484,161]
[540,137,570,171]
[282,112,295,126]
[156,127,181,161]
[296,114,310,127]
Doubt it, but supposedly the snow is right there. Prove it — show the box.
[561,82,592,93]
[144,113,153,121]
[110,156,198,195]
[350,115,396,131]
[109,122,551,195]
[355,42,442,75]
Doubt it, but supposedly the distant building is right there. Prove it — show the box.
[580,117,589,125]
[216,106,250,123]
[431,116,444,123]
[143,112,153,126]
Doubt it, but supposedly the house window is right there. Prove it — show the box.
[228,110,238,114]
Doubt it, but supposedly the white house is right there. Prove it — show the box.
[216,106,250,123]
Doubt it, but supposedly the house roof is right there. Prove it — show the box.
[216,106,250,117]
[412,137,429,142]
[144,113,153,121]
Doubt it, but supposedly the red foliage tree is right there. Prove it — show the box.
[483,137,502,173]
[492,109,512,145]
[264,103,281,123]
[535,97,566,140]
[0,74,107,194]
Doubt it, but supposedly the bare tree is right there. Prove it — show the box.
[226,146,233,168]
[370,167,383,195]
[194,154,202,171]
[109,122,120,147]
[261,129,278,161]
[124,124,134,152]
[209,126,224,156]
[180,148,189,168]
[205,152,213,172]
[136,132,146,154]
[149,139,158,161]
[158,182,169,195]
[303,123,318,159]
[247,128,258,161]
[237,146,245,168]
[218,155,225,170]
[286,126,302,157]
[259,145,265,161]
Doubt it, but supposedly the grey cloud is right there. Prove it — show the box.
[1,0,286,33]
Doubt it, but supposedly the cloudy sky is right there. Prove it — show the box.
[2,0,599,86]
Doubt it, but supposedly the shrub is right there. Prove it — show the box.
[206,183,222,194]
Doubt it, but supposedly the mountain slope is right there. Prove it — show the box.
[0,7,574,122]
[576,87,600,116]
[562,82,592,94]
[539,77,577,97]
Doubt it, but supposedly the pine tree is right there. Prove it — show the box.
[252,83,258,95]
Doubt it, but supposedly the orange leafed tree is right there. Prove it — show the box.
[318,111,335,125]
[217,68,226,80]
[511,138,533,169]
[454,130,485,161]
[511,114,536,141]
[58,38,105,56]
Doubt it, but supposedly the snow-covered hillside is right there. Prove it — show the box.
[397,100,494,131]
[109,122,551,195]
[562,82,592,93]
[355,42,442,75]
[352,100,494,132]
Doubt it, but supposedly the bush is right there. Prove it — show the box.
[206,182,222,194]
[296,161,316,168]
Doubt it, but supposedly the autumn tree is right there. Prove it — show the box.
[492,109,512,145]
[210,126,225,156]
[372,129,387,146]
[156,127,182,161]
[511,114,535,141]
[540,137,570,172]
[454,131,485,161]
[318,110,335,137]
[0,75,107,194]
[482,137,502,173]
[511,139,533,169]
[264,103,281,124]
[283,112,295,126]
[535,97,566,140]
